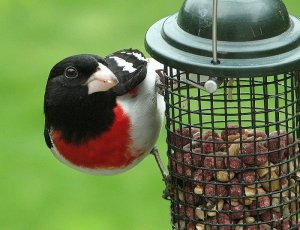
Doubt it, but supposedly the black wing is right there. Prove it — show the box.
[105,49,148,96]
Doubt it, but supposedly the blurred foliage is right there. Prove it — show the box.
[0,0,298,229]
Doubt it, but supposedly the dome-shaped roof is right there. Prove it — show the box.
[145,0,300,77]
[178,0,290,41]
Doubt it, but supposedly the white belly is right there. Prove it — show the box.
[117,91,165,158]
[117,60,165,170]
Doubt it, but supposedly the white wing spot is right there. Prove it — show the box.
[109,56,137,73]
[120,52,147,61]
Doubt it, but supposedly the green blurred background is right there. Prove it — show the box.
[0,0,299,229]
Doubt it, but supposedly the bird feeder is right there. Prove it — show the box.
[145,0,300,229]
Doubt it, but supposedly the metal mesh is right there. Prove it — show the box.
[164,68,300,230]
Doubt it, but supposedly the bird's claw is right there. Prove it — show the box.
[162,175,173,200]
[155,69,166,96]
[150,146,172,200]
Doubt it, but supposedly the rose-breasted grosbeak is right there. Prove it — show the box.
[44,49,167,179]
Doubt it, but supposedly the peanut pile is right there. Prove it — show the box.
[169,125,299,230]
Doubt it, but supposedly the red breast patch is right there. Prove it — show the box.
[52,105,140,169]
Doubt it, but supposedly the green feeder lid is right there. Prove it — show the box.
[145,0,300,77]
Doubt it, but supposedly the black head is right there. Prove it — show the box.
[44,54,119,144]
[47,54,119,95]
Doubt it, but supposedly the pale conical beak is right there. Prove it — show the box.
[86,63,119,95]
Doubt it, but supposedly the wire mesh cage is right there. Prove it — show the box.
[145,0,300,229]
[164,70,300,230]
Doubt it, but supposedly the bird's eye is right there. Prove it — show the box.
[64,67,78,78]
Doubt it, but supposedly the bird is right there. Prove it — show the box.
[44,49,167,180]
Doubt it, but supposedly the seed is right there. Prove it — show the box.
[194,185,203,195]
[195,206,205,220]
[216,171,235,182]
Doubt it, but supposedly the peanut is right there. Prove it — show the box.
[196,224,206,230]
[216,171,235,182]
[194,185,204,195]
[207,199,225,217]
[261,171,280,191]
[257,161,277,178]
[195,206,205,220]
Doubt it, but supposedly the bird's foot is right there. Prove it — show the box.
[150,146,172,200]
[162,175,172,200]
[155,70,166,96]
